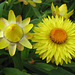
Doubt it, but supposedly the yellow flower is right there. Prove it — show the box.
[0,10,33,56]
[32,15,75,65]
[51,3,74,19]
[18,0,42,7]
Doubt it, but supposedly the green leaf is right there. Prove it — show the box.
[0,2,5,17]
[49,67,74,75]
[21,48,30,60]
[12,51,23,70]
[63,62,75,67]
[3,68,31,75]
[32,7,41,18]
[34,63,55,71]
[23,62,56,75]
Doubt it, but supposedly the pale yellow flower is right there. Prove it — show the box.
[51,3,74,19]
[18,0,42,7]
[0,10,33,56]
[32,15,75,65]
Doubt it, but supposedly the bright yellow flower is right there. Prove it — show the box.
[0,10,33,56]
[51,3,74,19]
[32,15,75,65]
[18,0,42,7]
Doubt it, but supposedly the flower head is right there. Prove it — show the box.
[51,2,74,19]
[32,15,75,65]
[0,10,33,56]
[18,0,42,7]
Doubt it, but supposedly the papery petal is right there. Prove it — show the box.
[21,17,30,27]
[0,38,10,49]
[8,43,16,56]
[17,43,24,51]
[23,24,33,34]
[59,4,67,15]
[18,0,23,2]
[26,33,33,39]
[23,0,28,5]
[0,17,9,25]
[0,20,6,30]
[16,15,22,24]
[0,31,3,38]
[8,10,16,23]
[65,9,74,19]
[33,0,42,3]
[55,6,59,15]
[51,3,56,15]
[30,3,36,7]
[19,36,32,49]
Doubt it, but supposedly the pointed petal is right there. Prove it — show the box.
[51,2,56,15]
[0,17,9,25]
[33,0,42,3]
[23,1,28,5]
[65,9,74,19]
[0,20,6,30]
[18,0,23,2]
[59,4,67,15]
[17,43,24,51]
[21,17,30,27]
[30,3,36,7]
[19,36,32,49]
[23,24,33,34]
[55,6,59,15]
[0,38,10,49]
[16,15,22,24]
[0,31,3,38]
[8,10,16,23]
[8,43,16,56]
[26,33,33,39]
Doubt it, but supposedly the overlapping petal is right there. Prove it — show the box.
[19,36,32,49]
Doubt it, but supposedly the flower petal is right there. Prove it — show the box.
[8,43,16,56]
[30,3,36,7]
[33,0,42,3]
[0,38,10,49]
[0,17,9,25]
[23,0,28,5]
[51,3,56,15]
[65,9,74,19]
[17,43,24,51]
[26,33,33,39]
[8,10,16,23]
[21,17,30,27]
[0,31,3,38]
[18,0,23,2]
[59,4,67,15]
[23,24,33,34]
[0,20,6,30]
[16,15,22,24]
[19,36,32,49]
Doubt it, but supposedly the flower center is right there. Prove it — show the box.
[50,28,67,44]
[4,24,23,42]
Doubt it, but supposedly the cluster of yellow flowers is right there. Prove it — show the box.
[0,1,75,65]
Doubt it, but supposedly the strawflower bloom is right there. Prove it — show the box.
[18,0,42,7]
[0,10,33,56]
[51,3,74,19]
[32,15,75,65]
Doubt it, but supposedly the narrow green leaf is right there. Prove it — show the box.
[0,2,5,17]
[3,68,31,75]
[12,51,23,70]
[32,7,41,18]
[63,62,75,67]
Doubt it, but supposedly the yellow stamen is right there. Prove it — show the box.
[50,28,67,44]
[4,24,23,42]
